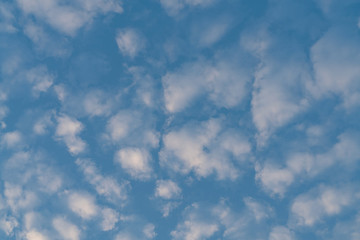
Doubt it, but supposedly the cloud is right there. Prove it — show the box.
[26,230,49,240]
[106,111,141,142]
[33,111,54,135]
[75,158,128,204]
[0,2,17,33]
[101,208,119,231]
[116,29,145,58]
[68,192,98,220]
[55,115,86,155]
[115,148,153,180]
[25,65,54,96]
[3,182,38,212]
[172,199,271,240]
[1,131,22,149]
[290,185,356,226]
[255,163,294,197]
[155,180,181,199]
[162,58,250,113]
[52,217,80,240]
[159,0,216,16]
[16,0,122,36]
[191,17,231,48]
[244,197,272,222]
[256,131,360,196]
[23,22,71,57]
[83,90,113,117]
[309,26,360,109]
[0,215,18,236]
[269,226,295,240]
[171,204,219,240]
[160,118,250,180]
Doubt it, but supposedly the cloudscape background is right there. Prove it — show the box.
[1,0,360,239]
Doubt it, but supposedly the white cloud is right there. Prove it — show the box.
[16,0,122,36]
[332,214,360,240]
[244,197,272,222]
[116,29,145,58]
[1,131,22,149]
[0,215,18,236]
[309,27,360,109]
[24,22,71,57]
[101,208,119,231]
[106,111,140,142]
[159,0,215,16]
[4,182,38,212]
[290,186,355,226]
[115,148,152,180]
[55,115,86,155]
[269,226,295,240]
[161,202,180,217]
[191,18,230,48]
[162,58,250,113]
[160,118,250,180]
[26,230,49,240]
[83,90,112,117]
[75,158,128,204]
[143,223,156,239]
[155,180,181,199]
[68,192,98,220]
[171,217,219,240]
[54,85,66,102]
[241,27,311,145]
[0,2,17,33]
[257,131,360,196]
[33,112,54,135]
[52,217,80,240]
[255,163,294,197]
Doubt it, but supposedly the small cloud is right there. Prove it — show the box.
[55,115,86,155]
[155,180,181,199]
[269,226,295,240]
[68,192,98,220]
[116,29,145,58]
[101,208,119,231]
[52,217,80,240]
[115,148,153,180]
[76,158,128,204]
[1,131,22,149]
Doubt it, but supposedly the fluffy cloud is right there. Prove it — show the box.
[52,217,80,240]
[172,199,272,240]
[76,158,128,204]
[116,29,145,58]
[83,90,113,117]
[101,208,119,231]
[0,215,18,236]
[68,192,98,220]
[309,26,360,109]
[25,66,54,95]
[16,0,122,36]
[26,230,49,240]
[162,58,250,113]
[115,148,152,180]
[155,180,181,199]
[1,131,22,149]
[160,118,251,180]
[269,226,295,240]
[106,111,141,142]
[159,0,215,16]
[290,185,356,226]
[256,131,360,196]
[55,115,86,155]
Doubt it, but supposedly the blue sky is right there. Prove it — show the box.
[1,0,360,239]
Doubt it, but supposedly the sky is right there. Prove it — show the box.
[1,0,360,239]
